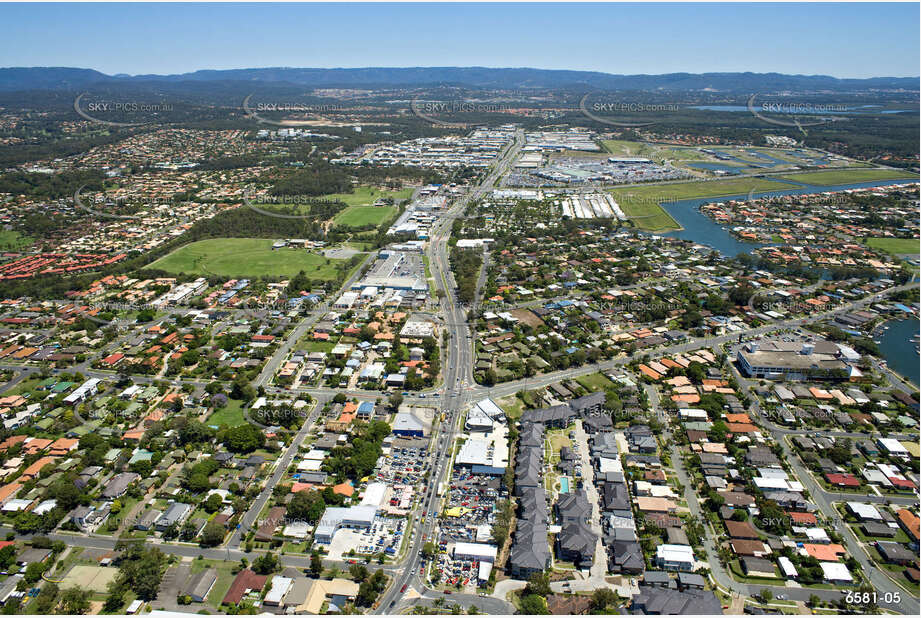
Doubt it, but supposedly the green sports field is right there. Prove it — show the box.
[0,230,32,251]
[148,238,354,279]
[333,205,398,227]
[864,237,920,255]
[777,168,919,186]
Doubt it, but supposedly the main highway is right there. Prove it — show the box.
[372,129,524,614]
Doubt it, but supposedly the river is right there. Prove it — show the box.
[875,317,920,386]
[652,178,919,257]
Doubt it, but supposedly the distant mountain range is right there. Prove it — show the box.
[0,66,917,93]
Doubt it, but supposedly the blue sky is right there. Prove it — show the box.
[1,2,917,78]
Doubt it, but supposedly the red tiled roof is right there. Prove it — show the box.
[223,569,268,606]
[803,543,846,561]
[787,512,817,526]
[825,473,860,487]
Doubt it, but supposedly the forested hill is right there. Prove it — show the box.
[0,66,916,93]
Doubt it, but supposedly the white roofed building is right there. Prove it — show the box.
[820,561,852,583]
[655,544,695,571]
[360,482,388,508]
[314,505,377,544]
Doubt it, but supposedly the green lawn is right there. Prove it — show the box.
[333,205,398,227]
[615,197,680,232]
[777,168,919,186]
[4,376,46,397]
[661,146,711,161]
[300,338,337,353]
[602,140,708,164]
[498,395,525,420]
[96,496,142,535]
[0,229,32,251]
[206,399,246,428]
[347,240,378,251]
[727,559,785,584]
[601,140,646,156]
[611,177,796,231]
[576,372,614,392]
[864,237,919,255]
[623,176,793,200]
[148,238,353,279]
[320,186,413,206]
[547,430,571,457]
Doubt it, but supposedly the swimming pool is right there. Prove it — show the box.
[560,477,570,493]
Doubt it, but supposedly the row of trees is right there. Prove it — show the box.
[449,246,484,304]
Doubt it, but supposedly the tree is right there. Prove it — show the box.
[23,561,45,584]
[230,376,256,402]
[356,581,377,607]
[14,511,45,535]
[760,589,773,603]
[204,493,224,513]
[310,552,323,578]
[49,481,84,511]
[180,520,199,541]
[252,552,279,575]
[222,424,265,453]
[422,541,437,559]
[590,588,620,612]
[708,420,729,443]
[60,586,90,614]
[113,544,167,601]
[103,589,126,613]
[604,390,623,417]
[0,545,15,572]
[523,572,551,597]
[756,499,790,536]
[288,490,326,523]
[729,284,755,306]
[520,594,549,615]
[178,420,216,445]
[686,362,706,384]
[200,520,226,547]
[33,582,59,614]
[349,564,369,583]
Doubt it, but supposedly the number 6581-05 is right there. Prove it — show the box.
[845,591,901,605]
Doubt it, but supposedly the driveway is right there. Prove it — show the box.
[492,578,526,602]
[152,561,191,611]
[571,419,606,579]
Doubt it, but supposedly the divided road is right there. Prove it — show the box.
[374,130,523,615]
